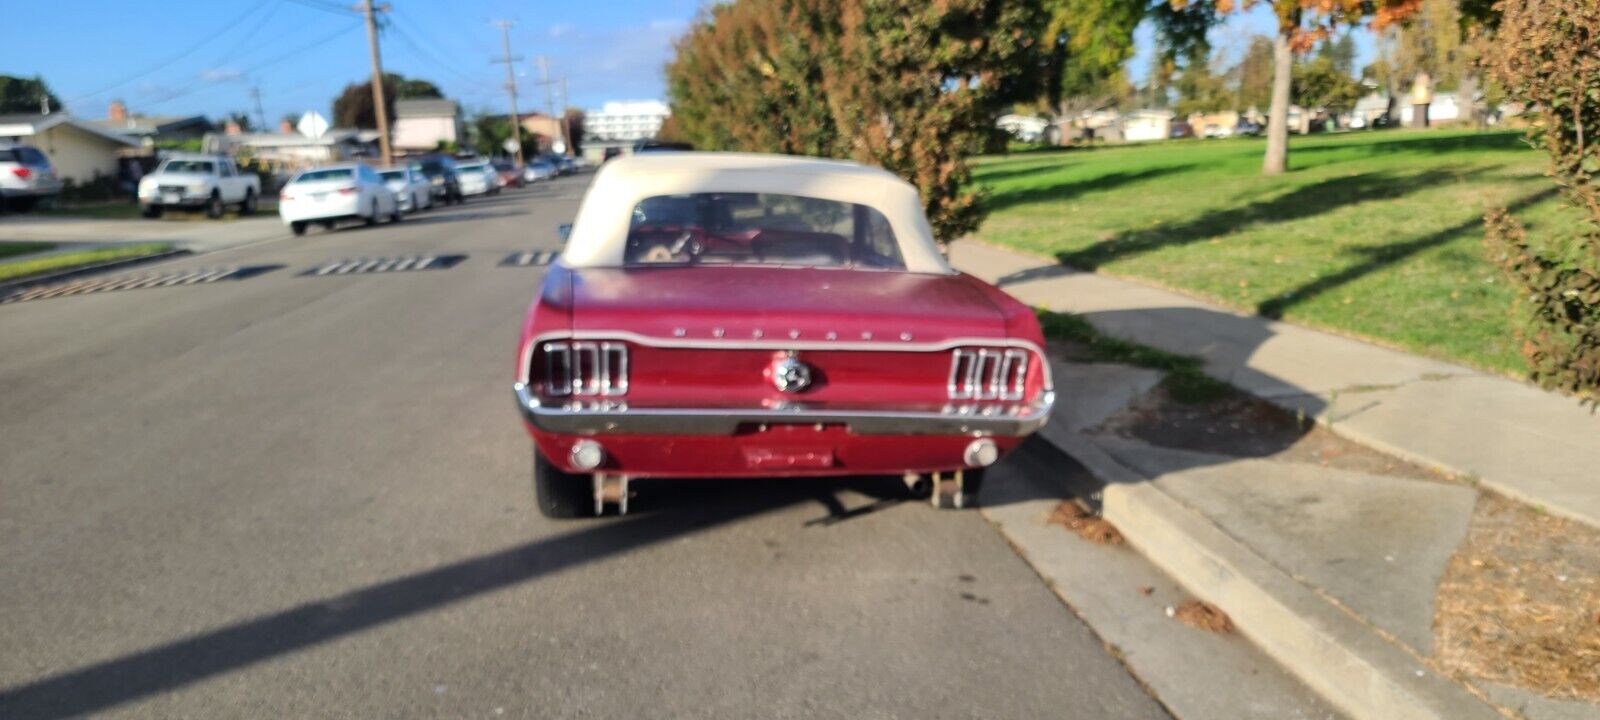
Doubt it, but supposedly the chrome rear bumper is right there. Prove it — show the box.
[513,383,1053,436]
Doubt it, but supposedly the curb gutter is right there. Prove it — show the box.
[0,248,192,296]
[1034,421,1506,720]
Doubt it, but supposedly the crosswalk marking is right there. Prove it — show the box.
[299,254,466,277]
[0,265,283,305]
[499,251,559,267]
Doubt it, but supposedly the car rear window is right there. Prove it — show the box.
[160,160,215,174]
[378,170,405,181]
[293,168,355,183]
[0,149,16,163]
[458,163,485,171]
[624,192,905,270]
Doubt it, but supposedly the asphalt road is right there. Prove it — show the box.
[0,177,1171,719]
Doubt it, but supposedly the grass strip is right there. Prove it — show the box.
[0,243,173,283]
[1036,308,1232,404]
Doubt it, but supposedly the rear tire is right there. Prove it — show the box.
[364,199,379,226]
[533,448,592,519]
[142,205,163,219]
[205,193,224,219]
[239,190,257,215]
[961,468,987,507]
[390,202,402,222]
[290,221,307,236]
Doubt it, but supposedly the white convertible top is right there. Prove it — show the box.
[560,152,953,274]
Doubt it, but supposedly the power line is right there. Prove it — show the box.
[281,0,358,17]
[139,22,363,108]
[385,10,497,90]
[66,2,276,104]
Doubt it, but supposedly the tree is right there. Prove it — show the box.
[1482,0,1600,406]
[1038,0,1146,109]
[332,73,441,129]
[822,0,1044,245]
[667,0,1044,246]
[1234,35,1276,112]
[0,75,62,114]
[1292,54,1361,118]
[1199,0,1421,175]
[224,112,254,133]
[563,109,585,154]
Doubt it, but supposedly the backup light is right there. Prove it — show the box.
[570,440,605,470]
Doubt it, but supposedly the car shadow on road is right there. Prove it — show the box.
[0,475,915,718]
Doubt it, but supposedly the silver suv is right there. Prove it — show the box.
[0,142,63,211]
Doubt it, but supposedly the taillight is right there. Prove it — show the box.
[279,192,294,201]
[948,348,1028,401]
[539,341,628,397]
[12,167,30,179]
[338,186,359,195]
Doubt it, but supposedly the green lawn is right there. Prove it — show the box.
[0,242,55,261]
[0,243,173,283]
[974,129,1585,375]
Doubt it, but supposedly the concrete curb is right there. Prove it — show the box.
[0,248,192,296]
[1035,424,1506,720]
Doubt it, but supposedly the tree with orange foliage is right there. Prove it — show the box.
[1185,0,1423,174]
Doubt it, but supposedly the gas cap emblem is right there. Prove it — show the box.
[772,355,813,393]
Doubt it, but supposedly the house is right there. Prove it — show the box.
[1121,110,1174,142]
[1186,110,1240,136]
[585,100,670,142]
[996,114,1049,142]
[0,112,141,183]
[85,101,211,147]
[515,112,564,154]
[204,124,381,172]
[392,98,461,153]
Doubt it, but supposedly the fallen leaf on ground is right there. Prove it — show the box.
[1174,600,1233,634]
[1046,502,1124,545]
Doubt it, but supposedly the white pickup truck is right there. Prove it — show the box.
[138,154,261,219]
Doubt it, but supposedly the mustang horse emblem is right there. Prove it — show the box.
[772,355,813,393]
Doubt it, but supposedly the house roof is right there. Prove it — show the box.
[85,114,210,137]
[221,128,374,148]
[0,113,141,146]
[394,99,459,118]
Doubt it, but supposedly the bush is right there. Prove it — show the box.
[59,174,120,203]
[1482,0,1600,405]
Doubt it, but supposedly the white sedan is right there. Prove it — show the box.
[279,164,400,236]
[379,165,433,213]
[454,161,497,197]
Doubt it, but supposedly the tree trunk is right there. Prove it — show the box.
[1263,29,1293,175]
[1458,68,1481,128]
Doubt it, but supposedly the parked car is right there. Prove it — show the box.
[602,147,623,162]
[1167,121,1195,139]
[455,160,497,197]
[411,154,464,205]
[0,142,63,212]
[378,165,432,213]
[278,164,399,236]
[1235,120,1265,136]
[512,153,1055,517]
[493,161,523,188]
[523,160,557,183]
[137,154,260,219]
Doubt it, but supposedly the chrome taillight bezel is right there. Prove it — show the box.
[540,340,628,397]
[948,347,1028,401]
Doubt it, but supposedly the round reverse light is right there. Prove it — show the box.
[569,440,605,471]
[964,439,1000,467]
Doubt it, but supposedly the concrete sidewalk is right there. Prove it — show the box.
[952,241,1600,529]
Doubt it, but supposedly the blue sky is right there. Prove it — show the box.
[11,1,1372,125]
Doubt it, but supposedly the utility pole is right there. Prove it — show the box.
[536,55,554,117]
[491,20,525,165]
[557,77,571,156]
[250,86,267,132]
[360,0,393,166]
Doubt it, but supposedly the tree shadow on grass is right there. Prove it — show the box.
[984,164,1197,213]
[1044,166,1494,274]
[1255,185,1560,319]
[1294,130,1528,158]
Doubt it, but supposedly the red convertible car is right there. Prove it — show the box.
[514,153,1055,517]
